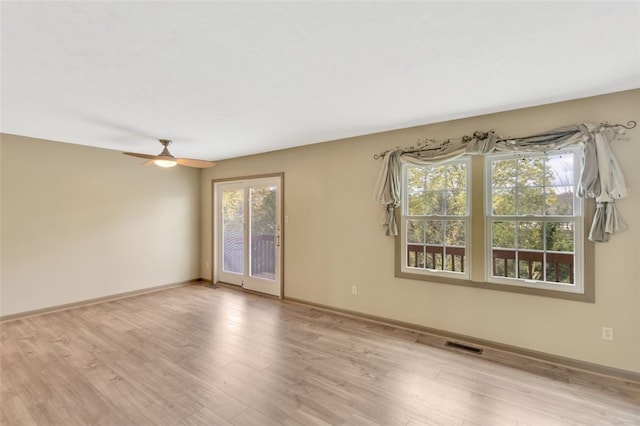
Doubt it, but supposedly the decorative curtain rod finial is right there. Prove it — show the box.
[373,151,388,160]
[602,120,636,130]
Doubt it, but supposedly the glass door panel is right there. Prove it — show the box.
[250,185,277,281]
[219,187,244,285]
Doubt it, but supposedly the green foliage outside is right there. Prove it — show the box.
[222,189,243,224]
[250,186,276,236]
[222,186,276,237]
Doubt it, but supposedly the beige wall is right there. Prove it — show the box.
[200,89,640,373]
[1,134,201,316]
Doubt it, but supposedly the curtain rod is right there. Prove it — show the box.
[373,120,637,160]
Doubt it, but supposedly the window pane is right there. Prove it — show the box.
[407,167,426,188]
[447,162,467,190]
[492,221,515,249]
[408,190,426,215]
[425,191,446,215]
[425,246,443,270]
[545,221,574,252]
[546,154,574,186]
[445,220,465,246]
[517,157,545,186]
[493,252,516,278]
[518,257,543,280]
[446,190,467,215]
[425,220,444,245]
[445,246,465,272]
[406,220,425,244]
[546,253,574,284]
[407,167,426,215]
[407,245,424,268]
[426,166,446,190]
[492,188,515,215]
[492,159,517,188]
[517,187,544,215]
[518,221,543,250]
[545,186,574,215]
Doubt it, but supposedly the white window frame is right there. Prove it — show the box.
[400,157,471,280]
[484,148,585,294]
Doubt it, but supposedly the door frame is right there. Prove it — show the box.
[211,172,284,298]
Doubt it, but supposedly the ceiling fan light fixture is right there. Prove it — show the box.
[154,158,177,168]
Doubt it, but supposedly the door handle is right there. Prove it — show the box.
[276,235,280,247]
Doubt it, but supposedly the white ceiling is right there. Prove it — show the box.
[2,1,639,161]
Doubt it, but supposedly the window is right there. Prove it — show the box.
[486,149,584,294]
[398,149,593,301]
[401,158,470,279]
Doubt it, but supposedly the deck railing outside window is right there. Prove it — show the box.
[407,245,573,283]
[251,235,275,277]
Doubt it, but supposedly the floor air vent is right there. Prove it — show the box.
[445,341,483,355]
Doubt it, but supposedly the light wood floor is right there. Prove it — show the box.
[1,284,639,425]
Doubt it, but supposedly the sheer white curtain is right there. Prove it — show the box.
[374,122,628,242]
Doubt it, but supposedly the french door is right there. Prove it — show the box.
[214,175,282,297]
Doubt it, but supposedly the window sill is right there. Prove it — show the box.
[395,269,594,303]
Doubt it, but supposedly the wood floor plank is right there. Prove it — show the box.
[1,284,639,425]
[0,395,36,425]
[178,406,232,425]
[230,407,283,426]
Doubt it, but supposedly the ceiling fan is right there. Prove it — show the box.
[123,139,215,168]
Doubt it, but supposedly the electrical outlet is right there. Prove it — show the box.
[351,285,358,295]
[602,326,614,341]
[206,261,210,269]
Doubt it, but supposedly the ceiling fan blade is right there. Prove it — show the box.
[176,158,216,168]
[123,152,157,160]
